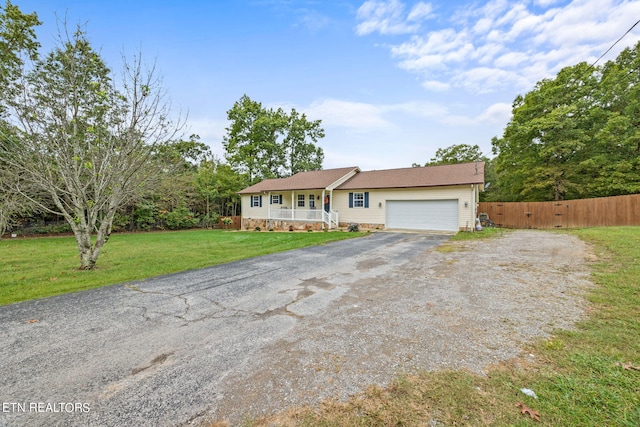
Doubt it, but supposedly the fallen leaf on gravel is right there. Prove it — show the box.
[516,402,541,421]
[25,319,39,324]
[616,362,640,371]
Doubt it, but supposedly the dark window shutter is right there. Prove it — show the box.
[259,195,263,207]
[349,192,353,208]
[279,195,283,204]
[270,195,273,205]
[364,192,369,208]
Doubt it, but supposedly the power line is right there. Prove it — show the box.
[587,18,640,71]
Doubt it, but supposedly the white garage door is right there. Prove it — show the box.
[386,200,459,231]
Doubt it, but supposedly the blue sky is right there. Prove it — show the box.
[13,0,640,170]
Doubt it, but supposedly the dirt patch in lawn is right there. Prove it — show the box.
[212,230,593,424]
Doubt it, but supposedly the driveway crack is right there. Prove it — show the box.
[125,284,259,323]
[125,284,192,322]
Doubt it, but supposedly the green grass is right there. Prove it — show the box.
[435,226,509,253]
[451,226,509,241]
[0,230,364,305]
[237,226,640,427]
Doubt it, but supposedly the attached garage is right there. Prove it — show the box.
[386,199,459,231]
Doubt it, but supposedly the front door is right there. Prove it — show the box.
[324,194,330,212]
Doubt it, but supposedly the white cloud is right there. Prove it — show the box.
[422,80,450,91]
[358,0,640,94]
[186,117,228,159]
[302,98,448,131]
[355,0,421,35]
[535,0,563,6]
[298,10,330,32]
[384,100,449,117]
[407,2,435,21]
[494,51,529,68]
[477,102,512,124]
[305,99,393,130]
[473,17,493,34]
[440,102,512,126]
[454,67,530,94]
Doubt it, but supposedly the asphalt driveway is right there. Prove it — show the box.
[0,232,451,426]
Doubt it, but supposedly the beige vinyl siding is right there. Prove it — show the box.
[241,192,323,220]
[333,186,478,231]
[241,194,269,219]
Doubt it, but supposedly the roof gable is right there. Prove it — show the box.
[238,167,359,194]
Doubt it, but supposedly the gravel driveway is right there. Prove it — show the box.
[0,230,592,426]
[213,230,592,424]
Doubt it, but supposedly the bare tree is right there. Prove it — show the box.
[0,27,182,269]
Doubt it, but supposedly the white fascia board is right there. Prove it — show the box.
[326,167,360,191]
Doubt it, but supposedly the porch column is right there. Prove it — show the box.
[321,190,326,229]
[291,191,295,220]
[268,192,271,220]
[329,189,334,229]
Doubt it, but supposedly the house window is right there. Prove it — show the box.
[297,194,305,207]
[271,195,280,205]
[349,192,369,208]
[251,195,262,207]
[353,192,364,208]
[309,195,315,208]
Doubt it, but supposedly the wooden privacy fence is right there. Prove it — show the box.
[478,194,640,229]
[214,215,242,230]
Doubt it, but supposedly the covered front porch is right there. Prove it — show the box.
[267,190,339,229]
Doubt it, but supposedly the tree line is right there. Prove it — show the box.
[0,2,325,269]
[492,41,640,201]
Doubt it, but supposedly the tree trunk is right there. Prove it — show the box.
[74,226,95,270]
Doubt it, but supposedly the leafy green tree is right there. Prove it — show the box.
[0,1,41,238]
[578,43,640,197]
[193,159,219,227]
[213,163,244,216]
[493,63,600,201]
[479,157,499,202]
[160,203,198,230]
[492,42,640,201]
[151,135,210,223]
[223,94,324,183]
[194,158,244,221]
[0,27,182,269]
[155,134,211,172]
[423,143,498,201]
[0,0,40,99]
[426,144,484,166]
[282,108,324,175]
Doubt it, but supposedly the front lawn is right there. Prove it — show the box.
[0,230,364,305]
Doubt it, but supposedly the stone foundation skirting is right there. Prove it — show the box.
[242,218,387,232]
[242,218,326,231]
